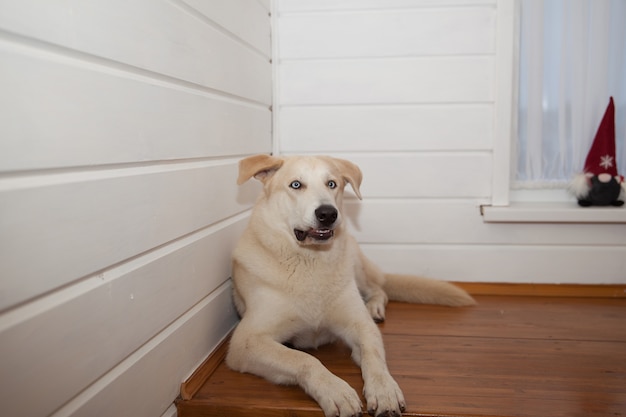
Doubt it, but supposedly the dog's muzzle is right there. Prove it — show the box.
[294,205,338,242]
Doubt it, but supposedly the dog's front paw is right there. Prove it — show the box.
[363,374,406,417]
[310,375,363,417]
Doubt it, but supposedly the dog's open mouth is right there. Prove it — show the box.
[294,228,334,242]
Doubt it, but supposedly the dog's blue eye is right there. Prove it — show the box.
[290,180,301,189]
[328,180,337,189]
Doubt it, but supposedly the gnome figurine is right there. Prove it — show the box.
[569,97,625,207]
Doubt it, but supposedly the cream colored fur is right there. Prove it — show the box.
[226,155,475,417]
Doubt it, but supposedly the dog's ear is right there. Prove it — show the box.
[332,157,363,200]
[237,154,284,185]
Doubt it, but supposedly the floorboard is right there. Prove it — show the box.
[177,295,626,417]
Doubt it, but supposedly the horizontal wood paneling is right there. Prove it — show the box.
[361,244,626,284]
[51,281,238,417]
[0,0,271,103]
[181,0,271,56]
[0,45,270,172]
[272,1,625,286]
[280,105,493,152]
[344,200,626,246]
[1,1,270,416]
[342,153,492,198]
[278,0,497,12]
[279,8,496,59]
[0,217,246,417]
[279,56,495,105]
[0,161,260,311]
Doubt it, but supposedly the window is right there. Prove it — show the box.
[515,0,626,188]
[484,0,626,222]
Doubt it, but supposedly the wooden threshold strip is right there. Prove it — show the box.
[454,282,626,298]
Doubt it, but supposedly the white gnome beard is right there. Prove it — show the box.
[568,173,591,199]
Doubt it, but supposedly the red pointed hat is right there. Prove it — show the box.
[584,97,618,176]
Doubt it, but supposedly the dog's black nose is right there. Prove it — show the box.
[315,205,338,227]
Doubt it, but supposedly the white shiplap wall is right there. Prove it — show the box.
[275,0,626,283]
[0,1,270,417]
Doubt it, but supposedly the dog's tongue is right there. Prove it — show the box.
[294,228,333,241]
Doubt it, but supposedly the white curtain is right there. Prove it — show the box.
[516,0,626,187]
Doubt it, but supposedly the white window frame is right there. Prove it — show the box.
[491,0,518,207]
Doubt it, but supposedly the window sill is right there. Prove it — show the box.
[481,202,626,223]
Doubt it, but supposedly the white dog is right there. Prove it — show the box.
[226,155,475,417]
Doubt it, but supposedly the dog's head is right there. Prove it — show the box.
[237,154,362,246]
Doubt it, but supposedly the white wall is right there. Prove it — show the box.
[274,0,626,284]
[0,1,271,416]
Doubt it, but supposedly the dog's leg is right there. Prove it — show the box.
[226,323,364,417]
[354,248,388,322]
[330,303,406,417]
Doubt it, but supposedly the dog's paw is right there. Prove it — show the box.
[311,376,363,417]
[365,296,387,323]
[363,374,406,417]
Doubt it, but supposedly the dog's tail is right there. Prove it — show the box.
[383,274,476,306]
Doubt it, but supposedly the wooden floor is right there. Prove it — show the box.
[176,294,626,417]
